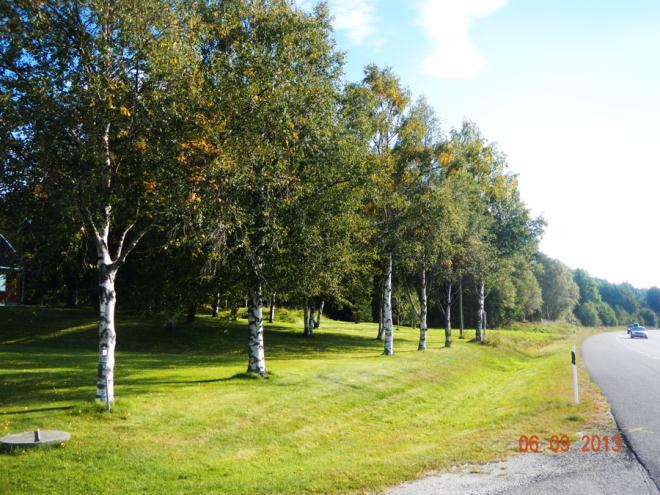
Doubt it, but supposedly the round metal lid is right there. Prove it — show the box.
[1,430,70,450]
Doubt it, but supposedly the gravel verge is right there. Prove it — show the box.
[385,431,658,495]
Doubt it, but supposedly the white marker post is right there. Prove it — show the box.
[572,345,580,404]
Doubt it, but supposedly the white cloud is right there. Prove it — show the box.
[332,0,377,45]
[417,0,508,78]
[295,0,378,46]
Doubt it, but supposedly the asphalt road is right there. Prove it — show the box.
[583,330,660,489]
[384,330,660,495]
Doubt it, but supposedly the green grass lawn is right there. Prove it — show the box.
[0,307,609,494]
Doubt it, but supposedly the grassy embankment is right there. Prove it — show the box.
[0,306,610,494]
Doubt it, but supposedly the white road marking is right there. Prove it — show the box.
[614,332,660,361]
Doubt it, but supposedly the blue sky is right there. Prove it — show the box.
[301,0,660,288]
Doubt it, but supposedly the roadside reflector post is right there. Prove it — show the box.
[572,345,580,404]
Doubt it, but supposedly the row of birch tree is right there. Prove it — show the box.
[1,0,542,402]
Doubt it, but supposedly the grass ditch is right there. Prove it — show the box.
[0,307,611,494]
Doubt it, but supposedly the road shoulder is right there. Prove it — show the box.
[385,431,658,495]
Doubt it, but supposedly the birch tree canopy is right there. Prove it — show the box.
[0,0,206,401]
[191,0,345,375]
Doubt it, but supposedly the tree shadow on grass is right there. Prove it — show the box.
[0,405,76,416]
[0,329,385,409]
[128,371,267,386]
[0,350,284,410]
[112,325,383,363]
[0,307,388,410]
[0,307,382,358]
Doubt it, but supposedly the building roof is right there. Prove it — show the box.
[0,233,18,269]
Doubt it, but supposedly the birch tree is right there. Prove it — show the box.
[537,254,579,320]
[278,85,372,337]
[394,100,480,350]
[442,121,543,339]
[197,0,343,374]
[1,0,203,401]
[359,66,411,356]
[396,100,448,350]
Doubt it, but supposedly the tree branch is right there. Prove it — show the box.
[83,207,100,240]
[114,202,141,260]
[114,223,152,268]
[114,222,135,261]
[405,286,420,318]
[83,207,108,259]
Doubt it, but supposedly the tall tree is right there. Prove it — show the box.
[396,98,445,350]
[647,287,660,313]
[1,0,202,402]
[196,0,343,374]
[441,121,543,340]
[360,65,411,356]
[599,281,639,317]
[536,254,579,320]
[573,269,602,304]
[511,256,543,321]
[279,84,373,337]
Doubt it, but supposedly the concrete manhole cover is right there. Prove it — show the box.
[1,429,70,451]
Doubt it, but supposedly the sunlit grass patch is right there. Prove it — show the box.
[0,307,608,494]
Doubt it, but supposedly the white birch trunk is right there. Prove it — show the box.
[308,301,315,337]
[303,299,308,335]
[95,124,117,403]
[314,300,324,329]
[87,114,151,402]
[383,253,394,355]
[483,310,487,342]
[212,293,220,317]
[418,269,428,351]
[476,278,485,343]
[247,283,267,376]
[96,261,117,403]
[269,294,275,323]
[459,278,464,339]
[377,282,385,340]
[303,298,312,337]
[444,283,452,348]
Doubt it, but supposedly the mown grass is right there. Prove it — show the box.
[0,307,610,494]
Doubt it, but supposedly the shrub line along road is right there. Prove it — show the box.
[583,330,660,490]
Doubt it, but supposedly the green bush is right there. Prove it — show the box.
[614,305,633,327]
[575,302,601,327]
[352,300,373,323]
[596,303,618,326]
[639,308,657,328]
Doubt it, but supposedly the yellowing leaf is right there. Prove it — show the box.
[32,184,48,199]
